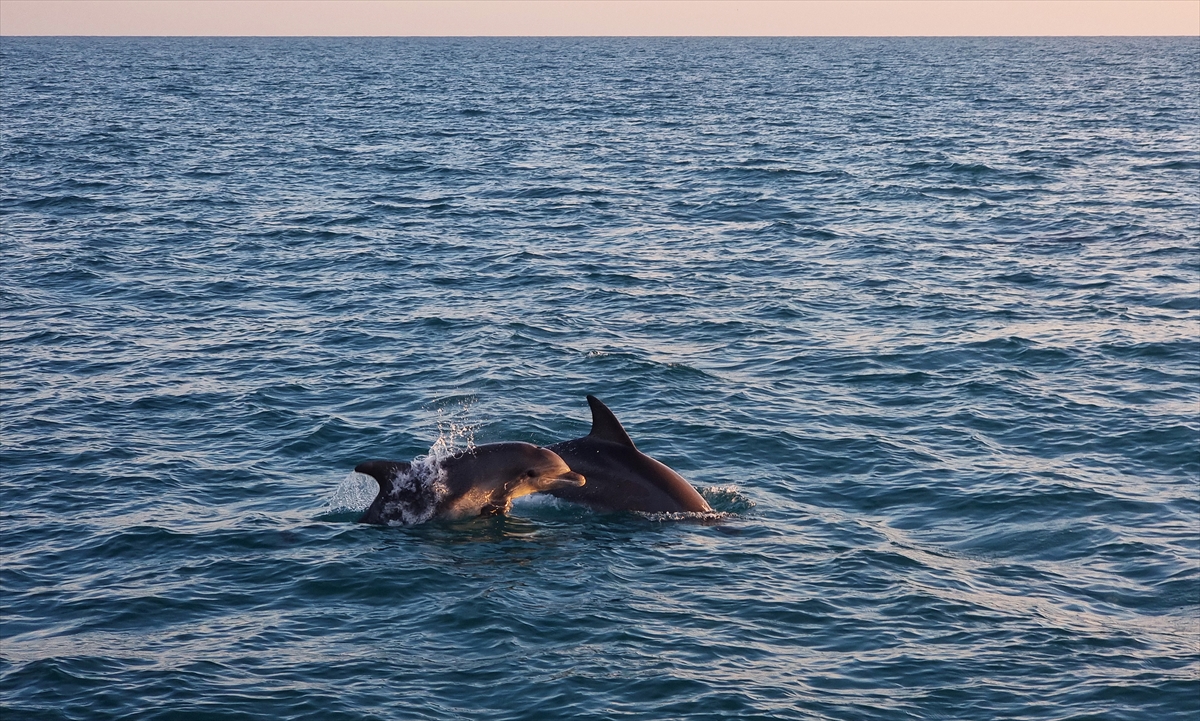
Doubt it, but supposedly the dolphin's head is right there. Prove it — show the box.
[462,443,585,516]
[520,446,586,493]
[448,442,585,505]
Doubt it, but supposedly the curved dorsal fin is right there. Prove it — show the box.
[355,459,412,525]
[586,395,637,449]
[355,460,411,493]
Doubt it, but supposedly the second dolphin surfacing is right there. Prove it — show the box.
[356,442,585,525]
[546,396,712,514]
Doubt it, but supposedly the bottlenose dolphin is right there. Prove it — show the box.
[356,442,585,525]
[546,396,712,513]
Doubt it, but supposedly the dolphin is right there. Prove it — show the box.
[356,442,585,525]
[546,396,712,513]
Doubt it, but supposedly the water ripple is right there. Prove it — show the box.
[2,37,1198,721]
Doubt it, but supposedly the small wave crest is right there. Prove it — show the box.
[634,486,754,524]
[637,509,732,523]
[701,484,756,514]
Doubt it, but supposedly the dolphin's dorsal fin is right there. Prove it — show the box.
[586,395,637,449]
[355,459,413,525]
[355,460,411,493]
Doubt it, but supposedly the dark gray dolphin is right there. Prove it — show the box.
[356,442,585,525]
[546,396,712,513]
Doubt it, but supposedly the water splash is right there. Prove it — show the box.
[323,403,482,519]
[325,470,378,514]
[375,408,481,524]
[430,399,480,457]
[371,455,450,526]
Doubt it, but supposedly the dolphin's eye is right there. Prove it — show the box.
[526,469,537,478]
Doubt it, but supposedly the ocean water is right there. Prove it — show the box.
[1,36,1197,720]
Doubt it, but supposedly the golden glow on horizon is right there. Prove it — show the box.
[1,0,1197,37]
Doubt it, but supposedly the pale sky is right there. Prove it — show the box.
[0,0,1197,36]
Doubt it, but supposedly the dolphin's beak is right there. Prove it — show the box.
[555,471,586,487]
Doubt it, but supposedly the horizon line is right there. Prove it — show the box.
[2,1,1196,38]
[3,34,1197,39]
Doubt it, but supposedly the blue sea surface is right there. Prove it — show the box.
[2,37,1198,720]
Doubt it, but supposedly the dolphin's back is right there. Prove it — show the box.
[547,437,711,513]
[544,395,711,513]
